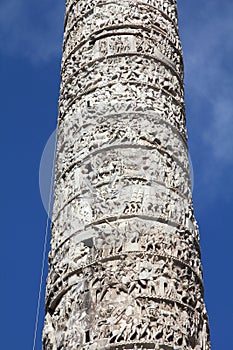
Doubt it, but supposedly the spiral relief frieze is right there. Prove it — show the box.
[43,1,211,349]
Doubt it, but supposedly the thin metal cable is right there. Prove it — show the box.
[32,128,58,350]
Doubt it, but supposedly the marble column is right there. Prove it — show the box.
[43,1,211,349]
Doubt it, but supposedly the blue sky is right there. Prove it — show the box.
[0,0,232,349]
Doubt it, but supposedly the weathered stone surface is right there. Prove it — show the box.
[43,1,211,349]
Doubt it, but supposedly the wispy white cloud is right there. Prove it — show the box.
[0,0,65,63]
[180,1,233,163]
[204,98,233,162]
[178,0,233,201]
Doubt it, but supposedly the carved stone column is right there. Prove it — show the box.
[43,1,211,349]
